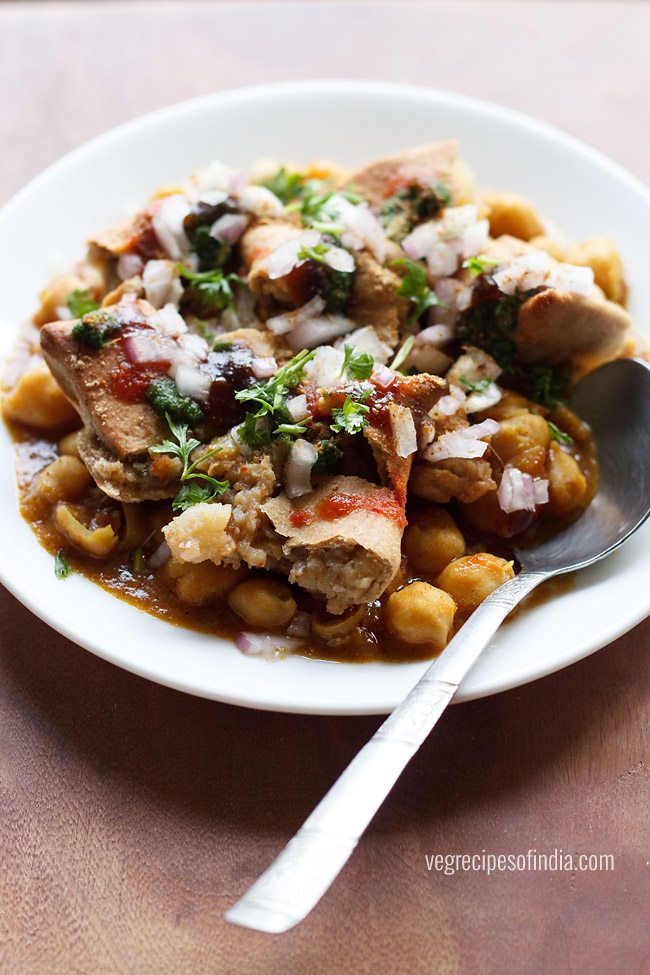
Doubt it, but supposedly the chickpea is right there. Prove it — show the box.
[2,359,78,431]
[312,604,366,641]
[491,412,550,477]
[546,442,588,516]
[437,554,514,617]
[403,508,466,577]
[162,560,247,606]
[32,456,92,505]
[228,578,297,628]
[483,191,544,241]
[54,503,118,558]
[566,236,627,305]
[58,430,81,458]
[386,582,456,649]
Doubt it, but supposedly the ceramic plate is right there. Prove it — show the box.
[1,81,649,714]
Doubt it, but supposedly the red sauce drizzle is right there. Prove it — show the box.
[315,488,407,528]
[289,508,313,528]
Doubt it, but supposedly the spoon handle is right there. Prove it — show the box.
[225,569,549,934]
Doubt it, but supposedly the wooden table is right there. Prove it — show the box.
[1,3,649,972]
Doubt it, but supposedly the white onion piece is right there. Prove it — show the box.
[372,363,397,390]
[424,418,499,462]
[402,205,489,277]
[177,332,209,364]
[150,303,187,338]
[123,329,173,365]
[229,170,247,196]
[188,160,233,197]
[235,632,301,659]
[251,356,278,380]
[266,295,326,336]
[432,383,466,417]
[447,347,502,386]
[55,305,73,321]
[324,194,387,263]
[238,184,284,217]
[493,251,595,297]
[149,541,171,569]
[210,213,249,244]
[117,253,144,281]
[142,259,183,310]
[198,189,228,208]
[266,230,354,280]
[152,195,191,260]
[175,364,211,402]
[287,611,311,639]
[418,324,454,347]
[497,467,550,513]
[336,325,391,364]
[284,439,318,498]
[465,382,502,413]
[303,346,346,389]
[393,409,417,458]
[287,314,355,351]
[286,393,309,422]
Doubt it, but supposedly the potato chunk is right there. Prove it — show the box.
[484,192,544,241]
[32,456,92,505]
[162,503,234,564]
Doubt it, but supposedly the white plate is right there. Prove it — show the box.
[1,81,649,715]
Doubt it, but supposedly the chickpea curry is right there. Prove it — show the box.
[2,141,637,663]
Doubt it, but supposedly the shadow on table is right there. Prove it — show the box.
[0,585,645,840]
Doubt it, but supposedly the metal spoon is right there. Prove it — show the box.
[226,357,650,934]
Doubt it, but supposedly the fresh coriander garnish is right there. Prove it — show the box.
[389,336,415,372]
[261,167,306,205]
[330,387,372,435]
[528,365,569,411]
[130,546,144,573]
[462,254,500,278]
[212,339,232,352]
[341,345,374,381]
[177,264,242,314]
[392,258,441,324]
[547,420,574,445]
[459,375,493,394]
[146,376,203,426]
[287,182,360,233]
[150,415,229,511]
[234,349,315,449]
[54,549,72,580]
[66,289,100,319]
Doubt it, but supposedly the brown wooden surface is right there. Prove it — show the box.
[1,3,649,973]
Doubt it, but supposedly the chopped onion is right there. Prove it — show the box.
[251,356,278,379]
[303,346,346,389]
[266,230,354,280]
[152,194,191,260]
[493,251,595,297]
[123,329,173,365]
[228,170,247,196]
[150,303,187,338]
[175,363,211,402]
[198,189,228,208]
[235,632,301,659]
[403,205,489,277]
[465,381,502,413]
[324,194,387,263]
[210,213,249,245]
[392,408,417,458]
[335,325,391,364]
[288,314,355,351]
[447,347,502,386]
[284,439,318,499]
[497,467,550,513]
[372,363,397,390]
[149,541,171,569]
[287,611,311,639]
[266,295,326,336]
[142,259,183,310]
[418,324,454,347]
[238,184,284,217]
[286,393,309,422]
[117,253,144,281]
[432,383,466,417]
[424,418,499,462]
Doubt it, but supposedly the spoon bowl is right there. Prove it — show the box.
[227,355,650,934]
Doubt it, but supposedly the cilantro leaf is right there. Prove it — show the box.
[54,549,72,580]
[235,349,316,449]
[462,254,500,278]
[177,264,243,315]
[297,242,331,264]
[392,258,441,324]
[66,289,100,319]
[330,393,370,435]
[341,344,374,381]
[150,415,228,510]
[261,167,306,204]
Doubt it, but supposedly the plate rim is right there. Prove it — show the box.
[2,78,649,715]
